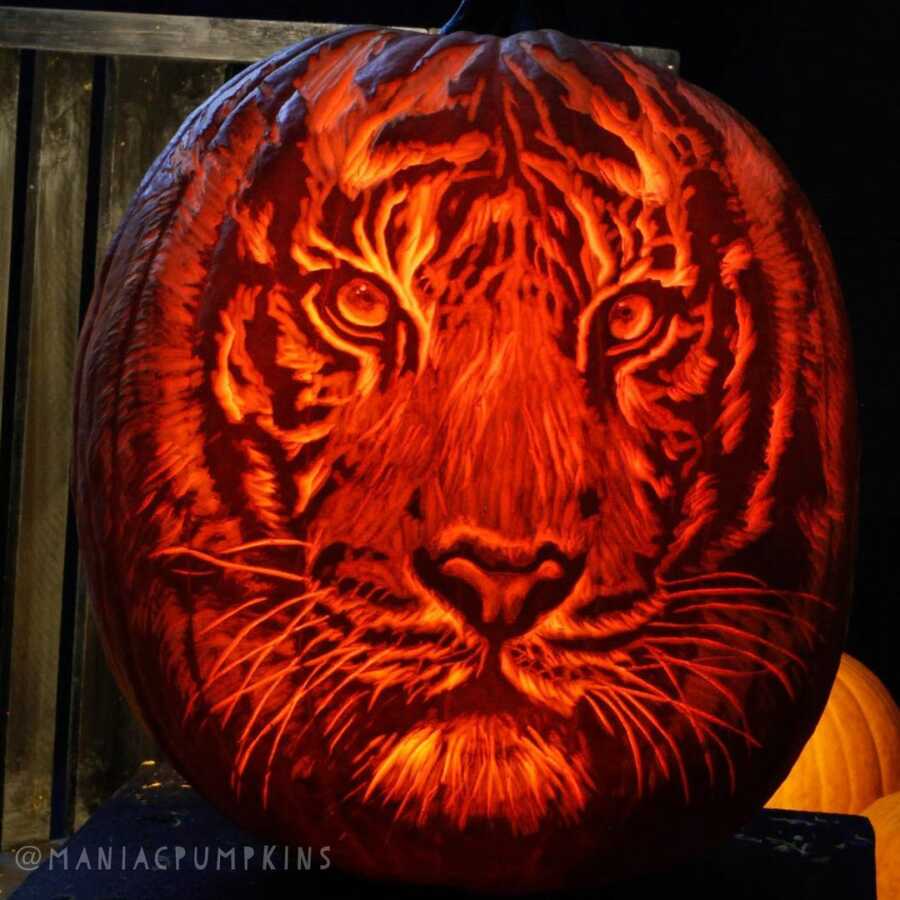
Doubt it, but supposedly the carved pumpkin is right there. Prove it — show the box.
[767,654,900,814]
[73,28,857,890]
[864,791,900,900]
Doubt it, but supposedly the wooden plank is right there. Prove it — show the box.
[73,55,228,830]
[48,529,88,839]
[0,50,17,449]
[93,56,229,256]
[0,6,431,62]
[0,7,679,71]
[0,44,20,851]
[1,50,93,847]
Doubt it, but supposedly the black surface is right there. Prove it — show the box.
[11,762,876,899]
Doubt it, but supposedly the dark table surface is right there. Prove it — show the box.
[10,761,876,899]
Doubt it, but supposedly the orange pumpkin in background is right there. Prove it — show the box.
[767,654,900,813]
[864,791,900,900]
[72,27,857,891]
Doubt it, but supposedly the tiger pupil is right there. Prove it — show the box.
[608,295,652,343]
[337,279,389,326]
[351,285,374,307]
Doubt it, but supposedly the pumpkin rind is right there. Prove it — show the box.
[72,27,857,890]
[768,655,900,814]
[864,791,900,900]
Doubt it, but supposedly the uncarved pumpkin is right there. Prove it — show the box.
[72,27,857,891]
[864,791,900,900]
[767,654,900,814]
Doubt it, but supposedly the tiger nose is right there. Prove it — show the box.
[412,541,584,642]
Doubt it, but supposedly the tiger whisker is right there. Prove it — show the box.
[646,648,747,719]
[684,653,775,674]
[645,635,794,696]
[645,647,743,789]
[212,660,302,718]
[648,674,739,793]
[235,648,363,787]
[205,591,331,681]
[197,601,307,697]
[586,691,645,798]
[292,627,347,666]
[612,685,760,746]
[367,679,393,711]
[224,629,346,731]
[209,610,330,689]
[206,594,328,685]
[581,692,614,734]
[151,545,310,584]
[312,647,397,721]
[291,647,370,704]
[258,688,308,807]
[604,688,671,780]
[235,660,303,746]
[217,538,314,555]
[190,589,335,726]
[322,690,364,737]
[694,711,737,794]
[615,685,740,794]
[647,650,716,788]
[591,656,686,706]
[217,634,312,728]
[670,601,817,633]
[198,594,269,636]
[658,571,768,589]
[649,621,807,668]
[626,658,767,678]
[260,648,396,805]
[615,689,693,799]
[238,659,342,756]
[636,657,776,689]
[662,585,834,608]
[328,711,359,754]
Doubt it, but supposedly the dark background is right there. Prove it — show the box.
[11,0,900,698]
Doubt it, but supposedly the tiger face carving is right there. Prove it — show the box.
[74,28,856,890]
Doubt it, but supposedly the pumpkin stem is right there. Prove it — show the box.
[440,0,574,36]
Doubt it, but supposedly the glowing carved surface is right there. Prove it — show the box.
[73,28,856,891]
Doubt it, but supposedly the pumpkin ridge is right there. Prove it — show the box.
[76,45,329,755]
[842,663,886,804]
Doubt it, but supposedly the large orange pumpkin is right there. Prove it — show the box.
[72,27,857,890]
[767,654,900,813]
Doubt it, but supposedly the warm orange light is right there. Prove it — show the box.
[73,26,856,891]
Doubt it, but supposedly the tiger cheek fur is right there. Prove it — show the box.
[73,27,856,891]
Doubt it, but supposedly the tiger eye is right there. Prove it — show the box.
[336,279,390,327]
[608,294,654,342]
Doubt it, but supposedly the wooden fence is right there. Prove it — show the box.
[0,5,678,848]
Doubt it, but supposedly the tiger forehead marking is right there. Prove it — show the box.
[215,37,719,535]
[84,28,852,856]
